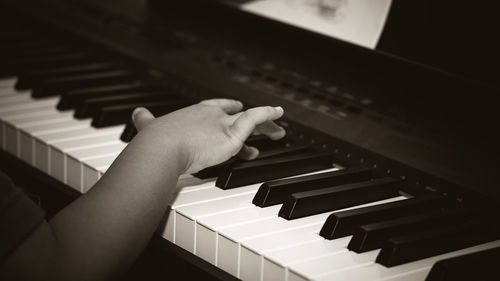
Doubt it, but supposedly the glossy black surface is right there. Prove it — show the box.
[253,167,374,207]
[16,62,116,90]
[215,151,334,189]
[33,69,133,97]
[425,246,500,281]
[348,209,466,253]
[74,91,166,118]
[319,194,445,239]
[279,177,401,220]
[57,82,147,110]
[91,100,193,127]
[376,219,499,267]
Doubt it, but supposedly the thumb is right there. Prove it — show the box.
[132,107,155,131]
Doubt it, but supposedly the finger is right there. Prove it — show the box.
[230,106,284,141]
[132,107,155,131]
[255,120,286,140]
[199,99,243,114]
[237,145,259,160]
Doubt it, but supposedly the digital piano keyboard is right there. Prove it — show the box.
[1,0,500,280]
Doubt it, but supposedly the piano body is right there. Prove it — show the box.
[1,0,499,280]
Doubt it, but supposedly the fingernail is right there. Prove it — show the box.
[132,107,145,122]
[274,106,284,113]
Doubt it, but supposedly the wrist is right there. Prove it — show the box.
[135,124,191,175]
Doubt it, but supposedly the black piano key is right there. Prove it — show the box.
[74,92,167,119]
[319,194,445,240]
[194,143,307,179]
[425,246,500,281]
[279,177,401,220]
[376,218,499,267]
[348,209,466,253]
[57,82,147,110]
[33,70,133,98]
[15,61,116,90]
[120,122,138,142]
[253,167,373,207]
[195,158,240,179]
[91,100,193,128]
[2,45,73,61]
[215,151,334,189]
[7,51,94,72]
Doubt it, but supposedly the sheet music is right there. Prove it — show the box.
[240,0,393,49]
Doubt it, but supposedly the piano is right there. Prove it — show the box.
[1,0,499,280]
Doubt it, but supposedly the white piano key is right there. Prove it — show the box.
[191,171,390,270]
[3,108,70,125]
[176,176,216,193]
[288,250,380,281]
[4,112,74,155]
[0,85,14,93]
[163,168,329,247]
[0,77,17,89]
[5,111,74,128]
[0,106,52,147]
[19,119,92,164]
[0,96,58,114]
[82,153,120,192]
[240,225,323,281]
[162,210,176,242]
[0,106,54,148]
[219,196,405,278]
[3,124,17,154]
[195,205,281,265]
[171,168,339,210]
[34,125,124,173]
[70,150,121,193]
[240,197,405,281]
[168,179,275,255]
[171,182,259,209]
[65,142,126,191]
[217,212,333,277]
[177,192,255,223]
[51,138,125,184]
[1,104,65,149]
[162,181,255,248]
[312,239,500,281]
[377,269,429,281]
[175,193,256,253]
[0,104,60,120]
[262,238,351,281]
[315,266,430,281]
[98,166,109,175]
[0,91,31,104]
[19,119,83,165]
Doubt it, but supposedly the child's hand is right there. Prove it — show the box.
[131,99,285,173]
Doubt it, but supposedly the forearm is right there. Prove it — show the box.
[52,128,185,279]
[3,128,185,281]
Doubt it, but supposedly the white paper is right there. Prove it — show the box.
[240,0,393,49]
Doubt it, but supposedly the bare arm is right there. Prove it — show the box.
[0,99,285,281]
